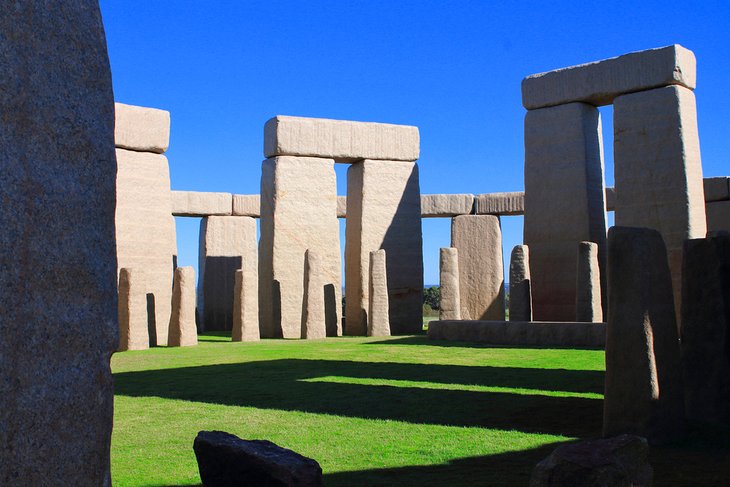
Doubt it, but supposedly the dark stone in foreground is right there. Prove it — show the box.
[194,431,322,487]
[530,435,652,487]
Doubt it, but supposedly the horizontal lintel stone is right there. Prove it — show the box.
[232,194,261,217]
[114,102,170,153]
[172,191,232,217]
[421,194,474,217]
[704,177,730,202]
[474,192,524,216]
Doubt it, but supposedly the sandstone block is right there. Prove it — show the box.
[439,248,461,320]
[265,115,419,162]
[114,102,170,153]
[168,267,198,347]
[337,195,347,218]
[172,190,232,217]
[302,250,327,339]
[474,192,524,216]
[704,177,730,202]
[707,201,730,234]
[604,227,685,444]
[118,268,150,351]
[232,267,260,342]
[509,245,532,322]
[421,194,474,217]
[451,215,505,320]
[522,44,696,109]
[368,250,391,336]
[576,242,603,322]
[232,194,261,217]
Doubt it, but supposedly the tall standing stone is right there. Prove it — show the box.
[509,245,532,322]
[232,267,260,342]
[0,2,117,483]
[439,248,461,321]
[576,241,603,322]
[603,227,685,444]
[118,268,150,351]
[302,250,327,339]
[368,250,391,337]
[451,215,505,320]
[169,267,198,347]
[524,102,607,322]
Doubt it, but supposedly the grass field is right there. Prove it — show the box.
[111,334,730,486]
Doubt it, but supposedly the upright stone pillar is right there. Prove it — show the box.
[576,241,603,322]
[345,160,423,335]
[524,102,607,321]
[439,248,461,321]
[0,2,117,482]
[232,267,260,342]
[368,250,391,337]
[451,215,505,320]
[118,268,150,351]
[302,250,327,339]
[509,245,532,322]
[169,267,198,347]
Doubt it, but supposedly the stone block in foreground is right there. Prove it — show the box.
[421,193,474,217]
[172,190,233,217]
[114,102,171,153]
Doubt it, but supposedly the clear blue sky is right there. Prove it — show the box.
[100,0,730,285]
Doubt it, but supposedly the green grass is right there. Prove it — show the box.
[111,334,730,486]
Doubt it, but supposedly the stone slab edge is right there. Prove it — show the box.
[114,102,170,153]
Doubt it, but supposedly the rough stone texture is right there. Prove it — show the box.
[302,250,327,339]
[345,160,423,335]
[168,267,198,347]
[451,215,505,320]
[118,268,149,351]
[194,431,323,487]
[232,267,260,342]
[474,192,524,216]
[199,216,257,331]
[368,250,391,337]
[614,85,706,321]
[703,177,730,202]
[421,194,474,217]
[260,156,341,338]
[265,115,419,162]
[707,201,730,234]
[0,3,117,483]
[439,248,461,320]
[337,195,347,218]
[681,236,730,424]
[522,44,696,109]
[604,227,686,444]
[232,194,261,217]
[428,321,606,348]
[172,190,233,217]
[530,435,652,487]
[509,245,532,322]
[524,102,607,322]
[114,102,170,154]
[576,242,603,323]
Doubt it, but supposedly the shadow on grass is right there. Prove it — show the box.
[367,335,603,350]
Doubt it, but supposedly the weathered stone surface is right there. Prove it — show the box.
[576,242,603,323]
[707,201,730,234]
[265,115,419,162]
[681,236,730,424]
[530,435,652,487]
[302,250,327,339]
[368,250,391,336]
[428,321,606,348]
[232,194,261,217]
[704,177,730,202]
[509,245,532,322]
[232,267,260,342]
[345,160,423,335]
[172,190,232,217]
[524,102,607,321]
[451,215,505,320]
[614,85,706,320]
[439,248,461,320]
[114,102,170,154]
[118,268,149,351]
[169,267,198,347]
[474,192,524,216]
[0,3,117,482]
[337,195,347,218]
[421,194,474,217]
[522,44,696,109]
[194,431,323,487]
[604,227,685,444]
[260,156,341,338]
[199,216,257,331]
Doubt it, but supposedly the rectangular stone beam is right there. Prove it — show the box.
[474,192,524,216]
[421,194,474,217]
[232,194,261,217]
[172,190,233,217]
[114,102,170,154]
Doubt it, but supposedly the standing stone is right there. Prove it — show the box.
[524,102,607,322]
[0,2,117,483]
[576,241,603,322]
[439,248,461,321]
[260,156,341,338]
[368,250,391,336]
[169,267,198,347]
[451,215,505,320]
[302,250,327,339]
[232,267,260,342]
[345,160,423,335]
[509,245,532,322]
[681,235,730,424]
[118,268,150,351]
[614,85,706,321]
[199,216,257,331]
[603,227,685,444]
[706,200,730,235]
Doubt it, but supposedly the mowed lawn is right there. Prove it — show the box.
[111,334,730,486]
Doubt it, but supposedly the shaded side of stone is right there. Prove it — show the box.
[368,249,391,336]
[439,247,461,320]
[509,245,532,321]
[576,241,603,322]
[707,201,730,235]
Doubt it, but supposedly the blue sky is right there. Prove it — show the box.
[100,0,730,285]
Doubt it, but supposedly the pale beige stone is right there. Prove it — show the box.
[115,148,176,345]
[522,44,696,109]
[302,250,327,339]
[368,249,391,336]
[576,241,603,322]
[117,268,149,351]
[421,194,474,217]
[509,245,532,322]
[172,190,233,216]
[337,195,347,218]
[474,192,524,216]
[114,102,170,153]
[264,115,419,162]
[524,102,607,321]
[168,266,198,347]
[707,201,730,234]
[439,248,461,320]
[704,177,730,202]
[451,215,505,320]
[260,156,341,338]
[345,160,423,335]
[232,267,260,342]
[232,194,261,217]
